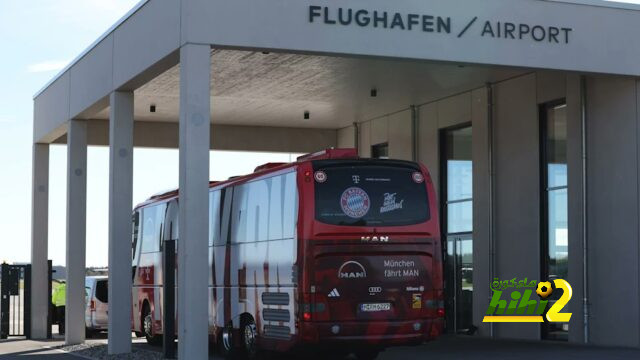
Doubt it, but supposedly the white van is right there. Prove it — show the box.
[85,276,108,336]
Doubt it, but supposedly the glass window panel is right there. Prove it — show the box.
[209,191,221,246]
[231,185,248,244]
[546,105,568,188]
[447,200,472,234]
[283,172,298,239]
[141,204,164,253]
[445,127,473,202]
[548,189,568,280]
[371,143,389,159]
[447,160,473,201]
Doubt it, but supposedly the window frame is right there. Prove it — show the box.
[371,142,389,159]
[539,98,569,341]
[439,122,473,237]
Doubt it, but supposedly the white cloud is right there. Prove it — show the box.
[27,60,70,73]
[0,118,14,124]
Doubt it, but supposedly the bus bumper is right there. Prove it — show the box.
[299,318,443,346]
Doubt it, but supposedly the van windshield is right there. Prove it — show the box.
[313,161,430,227]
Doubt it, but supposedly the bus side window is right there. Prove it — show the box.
[283,172,297,239]
[268,175,283,240]
[141,204,165,253]
[209,191,221,246]
[218,188,233,246]
[132,211,140,263]
[164,200,179,243]
[246,179,269,242]
[231,185,248,244]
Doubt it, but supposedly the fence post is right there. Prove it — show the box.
[1,263,9,339]
[24,265,32,338]
[47,260,52,339]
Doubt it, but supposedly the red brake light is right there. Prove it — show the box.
[437,307,445,318]
[90,300,96,311]
[303,312,312,321]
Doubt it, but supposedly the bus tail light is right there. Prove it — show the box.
[437,306,445,318]
[300,293,328,322]
[90,300,96,312]
[301,293,313,322]
[303,311,312,321]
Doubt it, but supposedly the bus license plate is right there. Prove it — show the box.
[360,303,391,312]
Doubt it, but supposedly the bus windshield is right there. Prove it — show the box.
[313,161,430,227]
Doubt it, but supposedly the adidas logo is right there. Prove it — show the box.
[328,288,340,298]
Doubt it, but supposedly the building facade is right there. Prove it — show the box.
[31,0,640,357]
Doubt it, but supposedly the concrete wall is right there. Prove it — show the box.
[370,71,640,346]
[584,76,640,347]
[357,109,413,160]
[492,73,540,340]
[337,125,355,148]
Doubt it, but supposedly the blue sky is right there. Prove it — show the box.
[0,0,638,267]
[0,0,300,267]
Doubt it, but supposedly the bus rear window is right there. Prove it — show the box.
[313,162,430,227]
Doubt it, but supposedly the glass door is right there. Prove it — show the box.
[441,125,473,334]
[446,234,473,332]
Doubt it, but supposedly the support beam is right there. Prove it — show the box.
[108,91,134,354]
[65,119,87,345]
[30,143,49,339]
[177,43,211,359]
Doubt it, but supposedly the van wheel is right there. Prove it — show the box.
[142,303,162,346]
[242,317,260,359]
[220,322,236,359]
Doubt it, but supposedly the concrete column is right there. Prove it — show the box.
[178,43,211,359]
[108,91,134,354]
[30,143,49,339]
[65,119,87,345]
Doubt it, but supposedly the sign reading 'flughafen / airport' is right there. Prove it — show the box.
[309,5,573,44]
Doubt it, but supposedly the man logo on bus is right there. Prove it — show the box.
[341,187,370,218]
[338,261,367,279]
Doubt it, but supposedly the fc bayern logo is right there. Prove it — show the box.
[340,187,370,219]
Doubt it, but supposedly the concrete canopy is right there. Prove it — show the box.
[30,0,640,357]
[33,0,640,146]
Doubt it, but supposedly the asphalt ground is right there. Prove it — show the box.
[1,334,640,359]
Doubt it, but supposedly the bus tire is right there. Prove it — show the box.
[220,322,237,358]
[241,316,260,360]
[354,349,381,360]
[142,302,162,346]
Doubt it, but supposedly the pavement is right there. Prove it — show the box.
[1,334,640,359]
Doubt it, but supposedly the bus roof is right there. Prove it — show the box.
[134,148,359,210]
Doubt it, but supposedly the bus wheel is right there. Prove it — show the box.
[354,349,381,360]
[142,303,162,346]
[220,322,236,358]
[241,317,260,360]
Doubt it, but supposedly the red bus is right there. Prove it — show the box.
[131,148,443,359]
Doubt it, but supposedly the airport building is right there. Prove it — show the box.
[30,0,640,357]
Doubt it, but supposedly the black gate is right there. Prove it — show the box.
[0,263,31,338]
